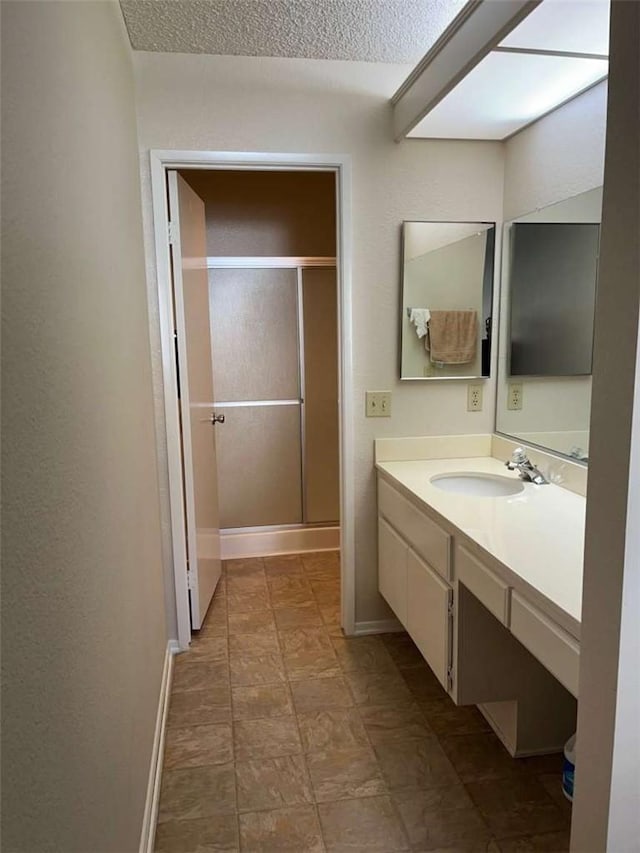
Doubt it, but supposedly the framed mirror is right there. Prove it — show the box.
[400,221,496,380]
[496,186,602,463]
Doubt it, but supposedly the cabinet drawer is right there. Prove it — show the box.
[378,516,408,627]
[406,548,452,690]
[378,478,451,580]
[511,593,580,697]
[456,545,510,625]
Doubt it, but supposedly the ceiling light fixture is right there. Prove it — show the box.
[392,0,610,142]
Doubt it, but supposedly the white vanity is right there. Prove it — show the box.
[376,434,585,757]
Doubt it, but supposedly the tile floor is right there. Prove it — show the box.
[155,551,572,852]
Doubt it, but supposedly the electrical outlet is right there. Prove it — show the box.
[467,384,483,412]
[365,391,392,418]
[508,382,523,410]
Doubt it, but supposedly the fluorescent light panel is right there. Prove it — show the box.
[500,0,610,55]
[408,51,608,140]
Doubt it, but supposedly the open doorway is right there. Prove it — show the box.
[151,152,354,649]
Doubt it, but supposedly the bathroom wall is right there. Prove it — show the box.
[498,83,607,449]
[1,2,167,849]
[503,82,607,219]
[572,3,640,848]
[132,52,504,625]
[183,169,336,256]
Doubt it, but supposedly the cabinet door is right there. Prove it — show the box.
[407,549,452,690]
[378,517,408,627]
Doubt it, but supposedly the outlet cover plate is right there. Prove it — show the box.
[508,382,523,410]
[366,391,391,418]
[467,383,483,412]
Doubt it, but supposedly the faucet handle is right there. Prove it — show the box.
[506,447,528,471]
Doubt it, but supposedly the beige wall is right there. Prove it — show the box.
[1,2,167,850]
[133,52,504,624]
[572,3,640,849]
[183,169,336,257]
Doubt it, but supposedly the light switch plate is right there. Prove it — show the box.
[508,382,523,410]
[365,391,392,417]
[467,384,483,412]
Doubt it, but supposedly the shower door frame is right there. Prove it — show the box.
[208,256,338,531]
[150,150,355,650]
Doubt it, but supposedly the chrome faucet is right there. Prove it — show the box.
[505,448,549,485]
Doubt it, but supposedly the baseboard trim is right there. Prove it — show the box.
[139,640,178,853]
[221,525,340,559]
[353,618,404,636]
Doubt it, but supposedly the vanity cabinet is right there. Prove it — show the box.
[378,479,453,692]
[377,470,578,756]
[378,517,408,627]
[456,545,510,626]
[406,549,452,689]
[378,478,451,580]
[511,593,580,697]
[378,477,513,699]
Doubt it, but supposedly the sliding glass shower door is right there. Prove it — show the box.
[209,267,302,528]
[209,263,339,531]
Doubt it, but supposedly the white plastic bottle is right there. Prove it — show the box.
[562,733,576,802]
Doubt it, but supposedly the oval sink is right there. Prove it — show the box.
[430,472,524,497]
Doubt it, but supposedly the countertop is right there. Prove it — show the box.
[376,456,585,638]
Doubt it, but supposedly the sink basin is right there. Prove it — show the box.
[430,472,525,497]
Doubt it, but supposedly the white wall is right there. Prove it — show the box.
[498,83,607,456]
[132,52,504,624]
[404,220,487,260]
[1,2,167,849]
[571,3,640,848]
[503,82,607,220]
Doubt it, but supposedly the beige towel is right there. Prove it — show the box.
[425,310,478,364]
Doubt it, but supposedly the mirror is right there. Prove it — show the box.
[509,222,599,376]
[400,221,496,379]
[496,187,602,463]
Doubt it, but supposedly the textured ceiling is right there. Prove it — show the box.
[119,0,467,63]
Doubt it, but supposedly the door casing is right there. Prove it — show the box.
[149,150,355,650]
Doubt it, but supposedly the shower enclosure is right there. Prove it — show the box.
[208,259,339,535]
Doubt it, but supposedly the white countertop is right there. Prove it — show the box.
[376,456,585,638]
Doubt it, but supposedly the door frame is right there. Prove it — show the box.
[150,149,355,650]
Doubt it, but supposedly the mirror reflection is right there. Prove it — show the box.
[509,222,599,376]
[400,221,495,380]
[496,186,603,463]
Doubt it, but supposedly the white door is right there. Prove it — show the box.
[168,171,222,630]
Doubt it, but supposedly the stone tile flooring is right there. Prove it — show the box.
[155,551,572,852]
